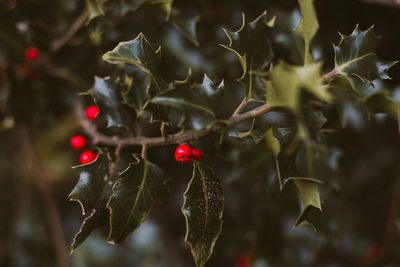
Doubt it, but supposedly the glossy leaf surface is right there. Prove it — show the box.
[107,155,170,243]
[182,162,224,267]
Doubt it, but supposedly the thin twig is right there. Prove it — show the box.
[141,144,148,160]
[75,100,273,147]
[160,122,168,139]
[322,68,338,80]
[50,10,89,52]
[232,99,248,116]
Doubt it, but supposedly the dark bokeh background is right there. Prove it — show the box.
[1,0,400,266]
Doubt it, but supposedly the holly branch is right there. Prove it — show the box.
[75,99,273,148]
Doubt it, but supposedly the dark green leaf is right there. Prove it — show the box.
[102,33,167,96]
[70,150,129,252]
[365,91,400,130]
[295,0,319,65]
[87,76,135,129]
[265,128,282,189]
[298,108,327,140]
[270,10,305,65]
[221,12,275,100]
[283,177,323,229]
[169,8,199,46]
[127,0,172,18]
[265,62,330,111]
[68,148,109,215]
[121,72,150,115]
[122,0,198,45]
[333,25,397,82]
[107,154,169,243]
[328,75,369,130]
[182,162,224,267]
[151,71,224,131]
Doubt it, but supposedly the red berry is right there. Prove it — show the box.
[25,46,40,61]
[175,144,191,163]
[191,148,203,161]
[86,105,99,120]
[235,253,251,267]
[79,150,97,165]
[366,244,384,263]
[70,135,86,150]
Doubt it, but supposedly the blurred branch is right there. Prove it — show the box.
[50,9,89,52]
[16,126,70,267]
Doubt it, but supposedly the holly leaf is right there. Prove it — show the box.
[107,154,170,243]
[85,0,105,23]
[86,76,135,129]
[328,75,369,130]
[121,72,150,116]
[127,0,173,17]
[69,149,130,252]
[221,12,275,100]
[122,0,199,45]
[298,107,327,140]
[283,177,323,229]
[68,148,109,215]
[333,25,397,82]
[151,72,224,131]
[365,91,400,131]
[295,0,319,65]
[265,128,282,189]
[102,33,167,97]
[169,8,199,46]
[265,62,330,111]
[182,162,224,267]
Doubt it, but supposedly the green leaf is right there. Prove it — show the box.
[295,0,319,65]
[123,0,198,45]
[169,8,199,46]
[151,71,224,131]
[283,177,323,229]
[182,162,224,267]
[328,75,369,130]
[87,76,135,129]
[126,0,173,18]
[107,154,170,243]
[68,148,109,215]
[102,33,167,97]
[69,150,129,252]
[265,62,330,111]
[221,12,275,100]
[265,128,282,189]
[333,25,397,82]
[298,107,327,140]
[85,0,105,23]
[121,72,150,116]
[365,91,400,131]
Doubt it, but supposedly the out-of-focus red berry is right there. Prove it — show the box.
[70,135,86,150]
[191,148,203,161]
[79,150,97,165]
[365,244,384,263]
[86,105,99,120]
[25,46,40,61]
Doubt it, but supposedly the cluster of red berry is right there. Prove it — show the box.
[174,144,203,163]
[70,105,99,165]
[5,46,41,80]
